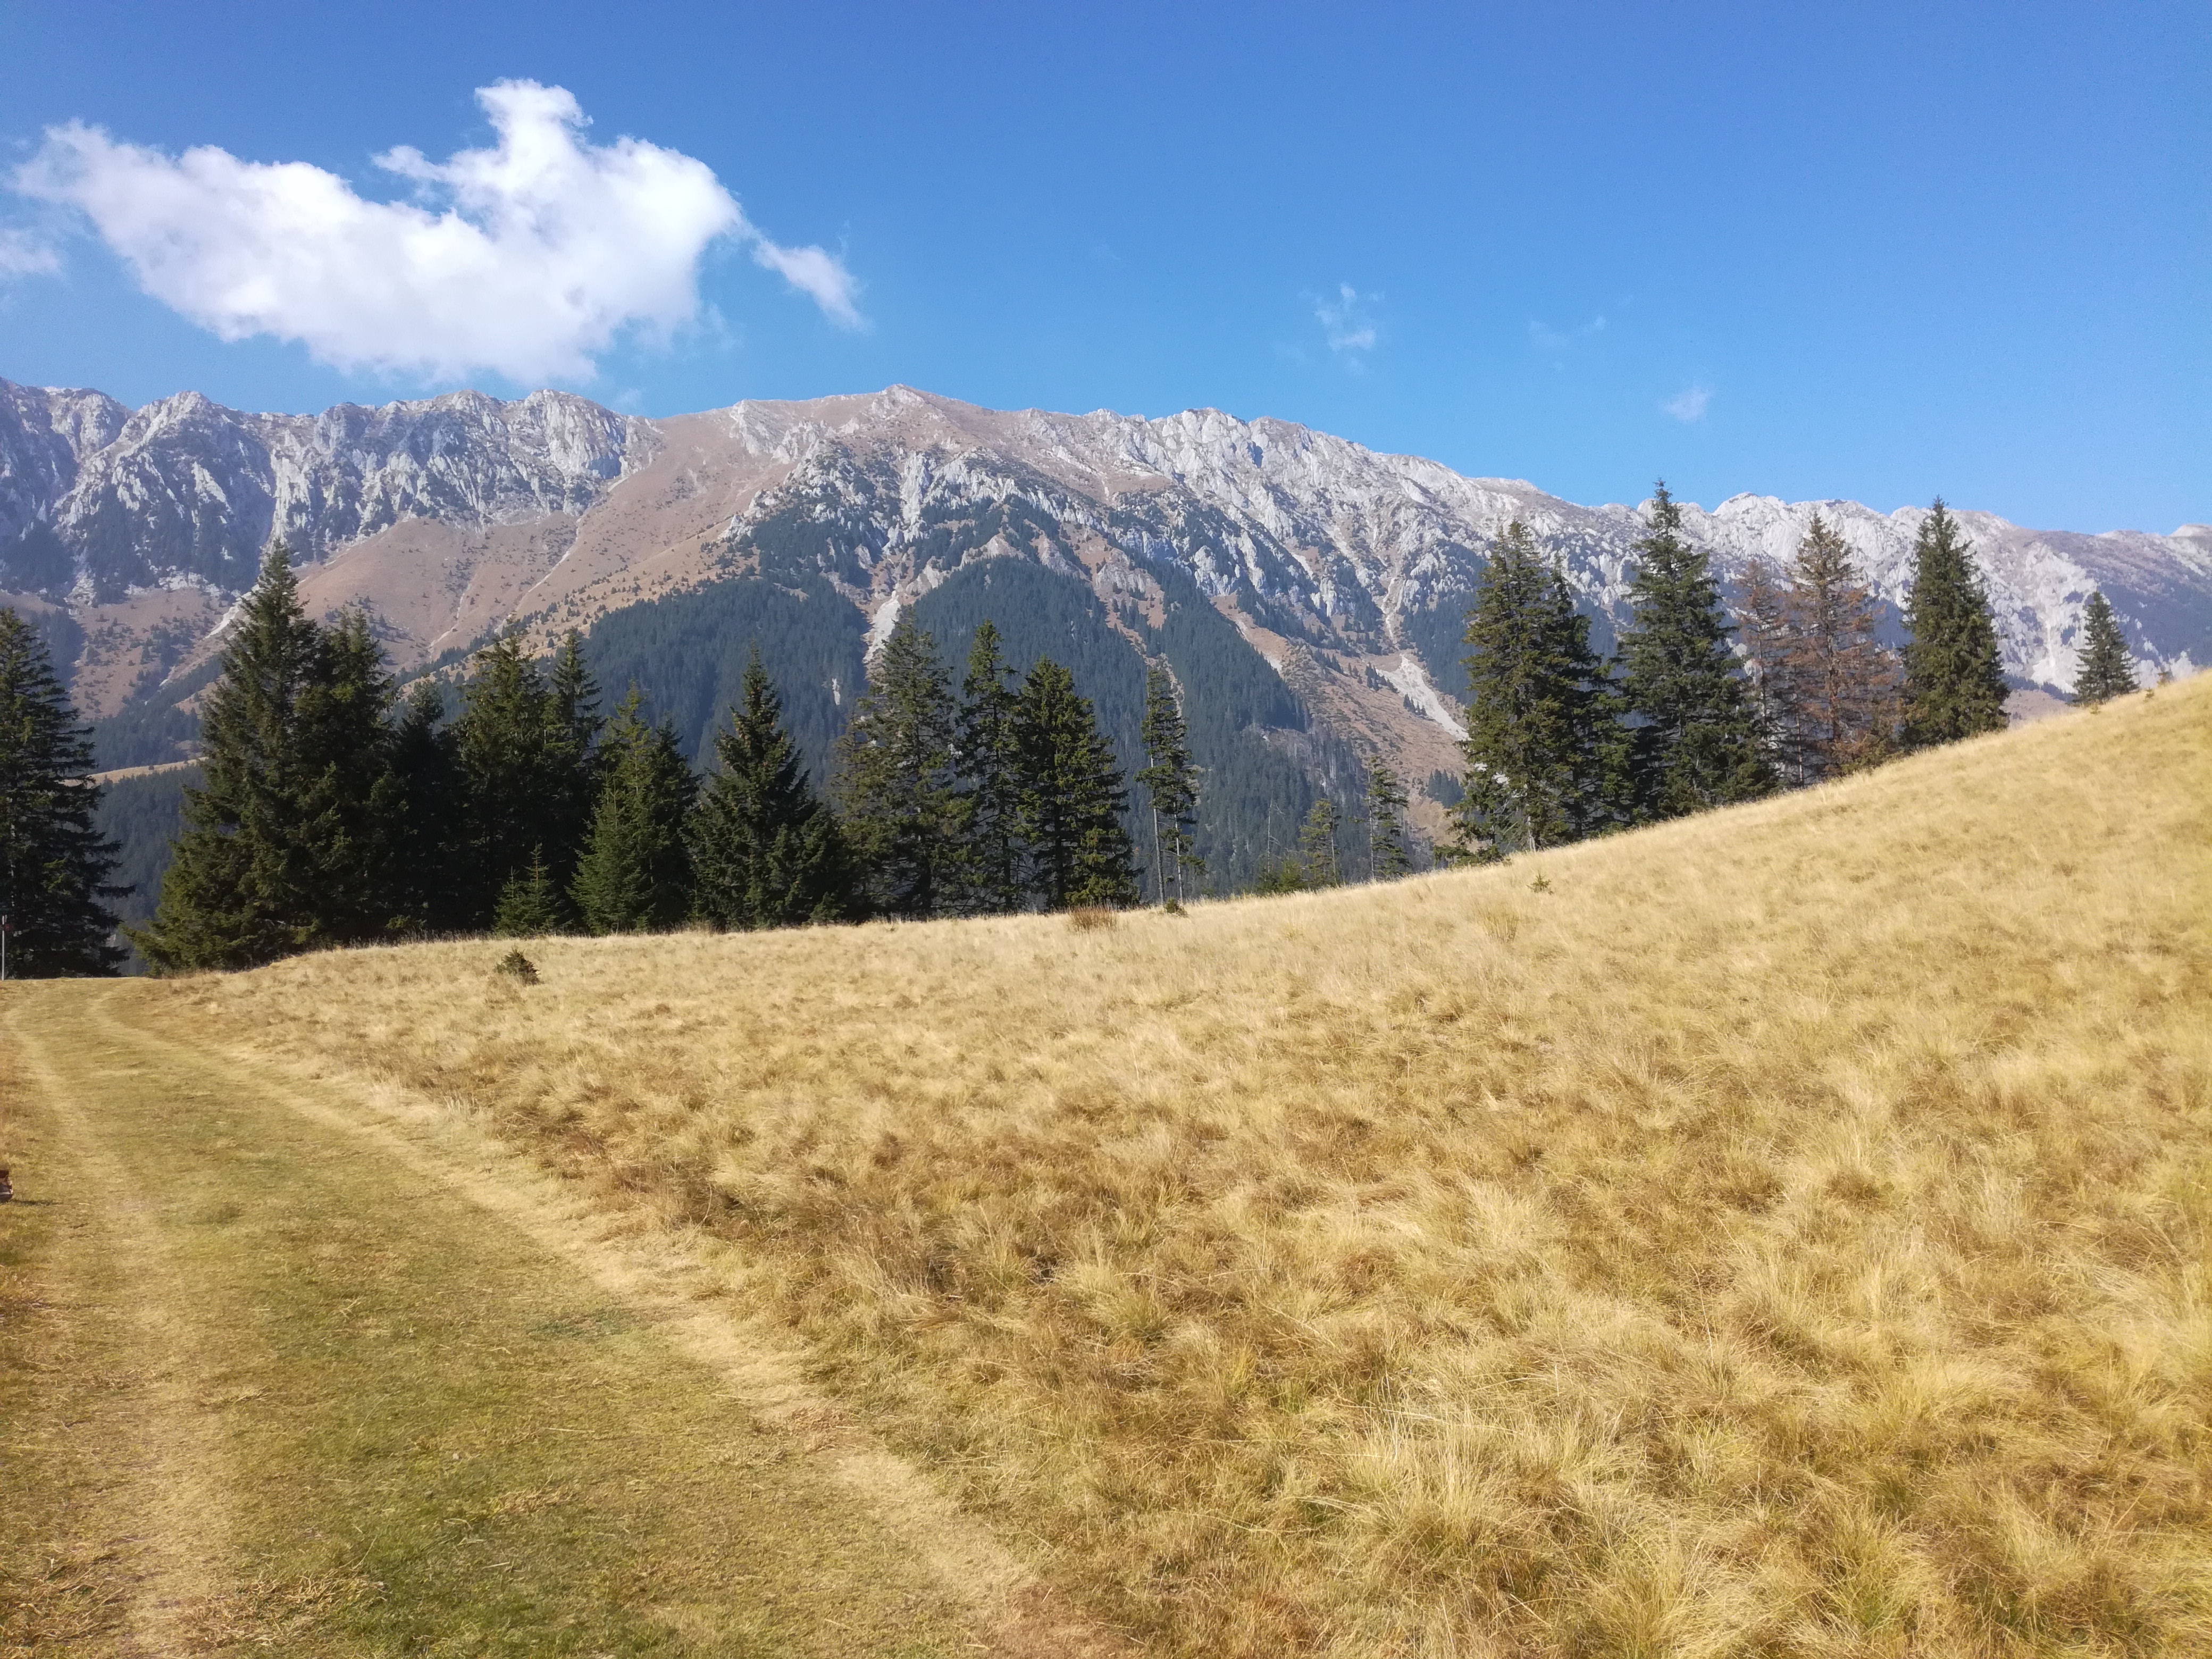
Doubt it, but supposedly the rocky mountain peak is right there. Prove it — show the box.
[0,377,2203,725]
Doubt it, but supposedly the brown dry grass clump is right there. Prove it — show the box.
[167,680,2212,1656]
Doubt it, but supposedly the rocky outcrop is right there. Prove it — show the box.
[0,380,655,604]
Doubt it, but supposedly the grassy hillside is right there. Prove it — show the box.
[165,677,2212,1656]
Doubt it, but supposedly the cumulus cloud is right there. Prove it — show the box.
[1315,283,1378,360]
[1663,384,1712,422]
[13,81,862,382]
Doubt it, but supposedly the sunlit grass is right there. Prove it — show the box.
[1,993,979,1657]
[173,676,2212,1656]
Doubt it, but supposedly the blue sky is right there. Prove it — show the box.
[2,1,2204,533]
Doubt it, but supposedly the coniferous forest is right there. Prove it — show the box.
[1444,488,2022,862]
[0,489,2061,974]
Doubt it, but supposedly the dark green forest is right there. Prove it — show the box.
[582,572,867,784]
[95,767,191,936]
[578,557,1369,894]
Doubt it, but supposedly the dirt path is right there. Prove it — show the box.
[4,1003,237,1655]
[1,981,1116,1657]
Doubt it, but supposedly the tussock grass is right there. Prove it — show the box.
[174,680,2212,1656]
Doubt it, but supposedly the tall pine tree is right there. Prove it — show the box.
[1013,658,1137,909]
[2072,591,2138,705]
[1136,665,1202,906]
[388,680,463,934]
[1901,500,2008,746]
[296,608,403,940]
[137,547,398,970]
[451,632,599,928]
[950,621,1027,915]
[550,632,606,793]
[571,688,696,934]
[1453,520,1620,858]
[835,614,961,919]
[1296,798,1343,889]
[1364,761,1412,881]
[1615,483,1774,817]
[0,609,124,976]
[690,653,859,929]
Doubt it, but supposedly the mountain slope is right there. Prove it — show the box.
[11,376,2209,866]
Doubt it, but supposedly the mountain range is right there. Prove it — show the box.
[4,374,2206,887]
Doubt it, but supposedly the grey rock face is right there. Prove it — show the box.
[0,382,130,587]
[0,379,654,603]
[700,390,2207,694]
[2,375,2202,696]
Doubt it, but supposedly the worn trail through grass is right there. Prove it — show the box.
[0,981,1095,1658]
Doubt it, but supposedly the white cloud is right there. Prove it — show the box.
[0,227,60,276]
[1528,314,1605,351]
[749,239,862,330]
[1314,283,1378,360]
[1663,384,1712,422]
[13,81,862,382]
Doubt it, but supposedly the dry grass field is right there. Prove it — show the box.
[166,676,2211,1656]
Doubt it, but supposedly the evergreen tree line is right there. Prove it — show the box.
[125,551,1212,970]
[1447,485,2139,860]
[827,615,1163,918]
[0,491,2154,976]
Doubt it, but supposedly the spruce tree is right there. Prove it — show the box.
[451,632,598,927]
[1784,515,1899,778]
[2072,591,2138,705]
[690,653,859,929]
[0,609,124,976]
[572,688,696,934]
[835,614,961,919]
[549,631,606,811]
[1453,520,1619,858]
[294,608,403,941]
[1296,798,1343,889]
[1615,483,1774,817]
[1136,665,1202,906]
[1013,658,1137,909]
[1365,761,1412,881]
[1901,499,2008,746]
[492,848,565,937]
[137,547,398,970]
[389,680,463,934]
[950,621,1027,915]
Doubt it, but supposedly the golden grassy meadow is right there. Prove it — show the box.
[163,676,2211,1657]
